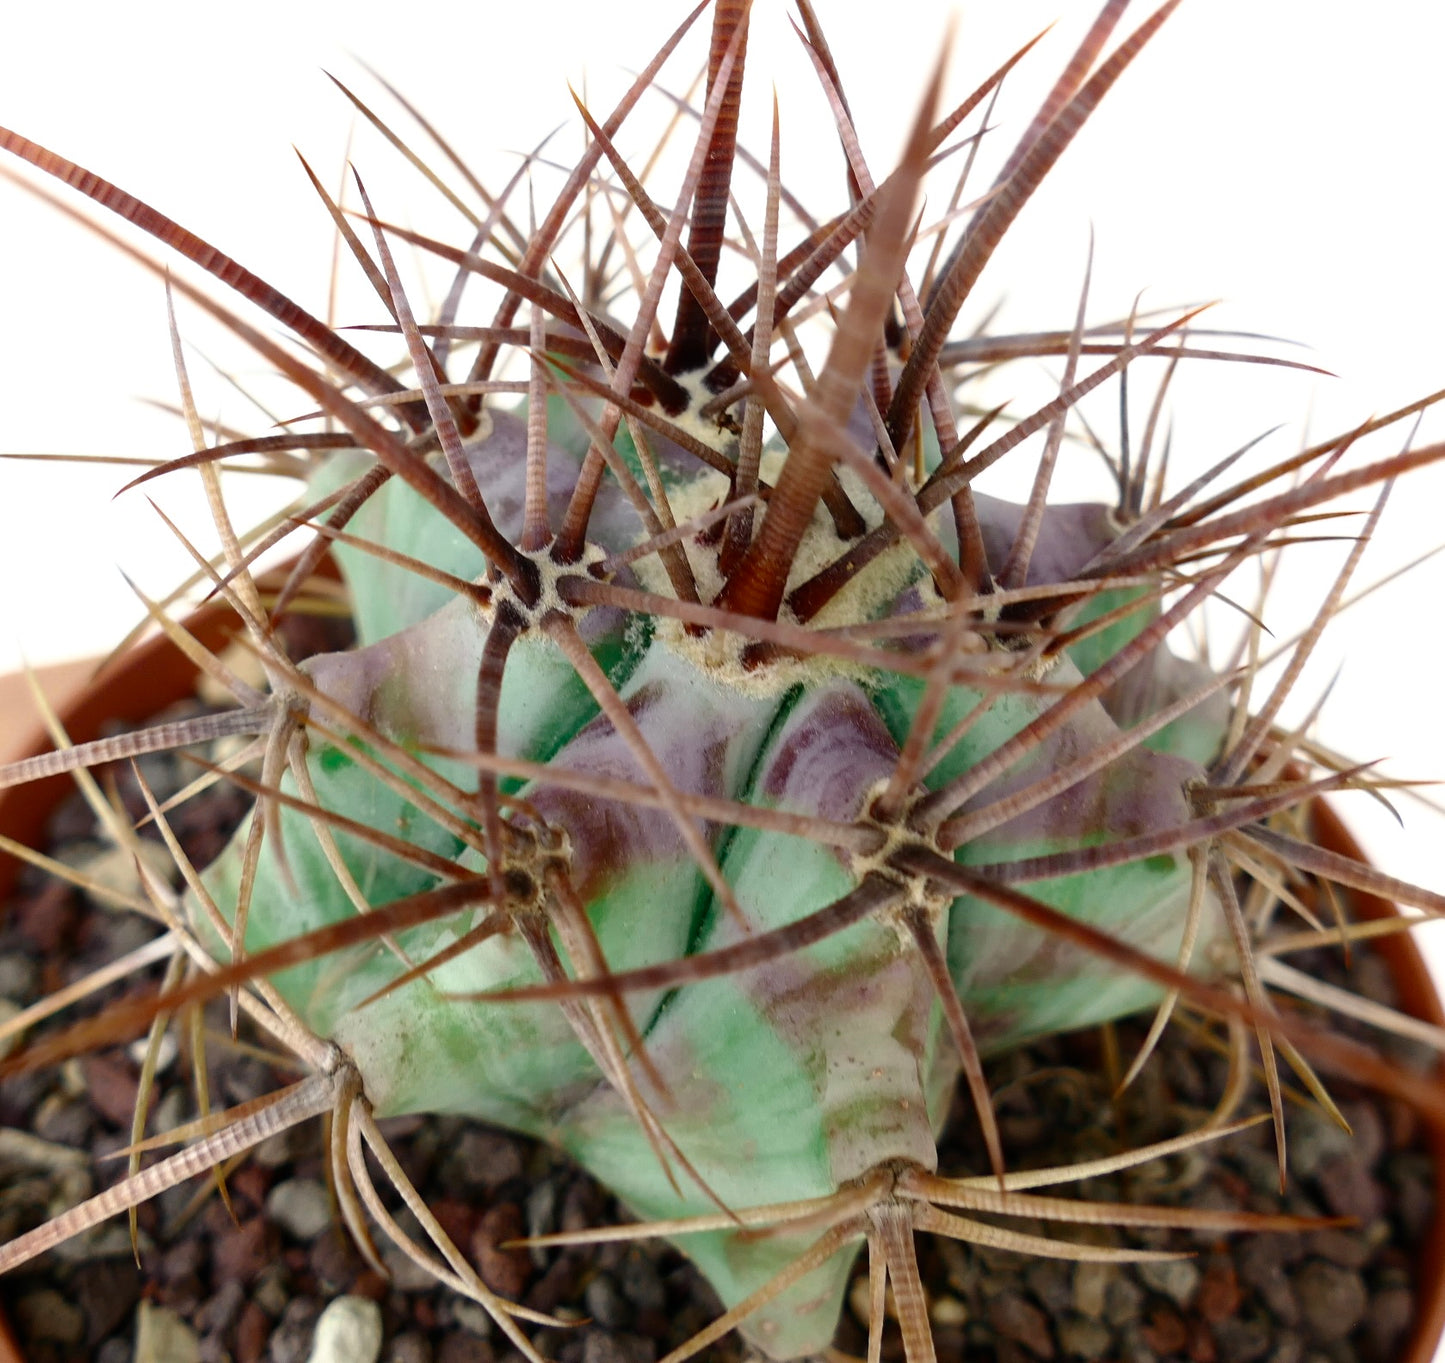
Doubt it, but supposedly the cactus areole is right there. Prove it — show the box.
[4,2,1445,1360]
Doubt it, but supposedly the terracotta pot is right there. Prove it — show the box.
[0,602,1442,1361]
[0,596,248,903]
[1307,799,1445,1363]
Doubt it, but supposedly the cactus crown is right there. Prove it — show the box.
[3,4,1445,1360]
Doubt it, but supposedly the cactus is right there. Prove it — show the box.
[2,4,1445,1360]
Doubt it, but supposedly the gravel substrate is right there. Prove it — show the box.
[0,653,1437,1363]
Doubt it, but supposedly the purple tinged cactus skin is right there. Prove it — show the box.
[5,4,1445,1361]
[185,411,1232,1352]
[565,682,957,1358]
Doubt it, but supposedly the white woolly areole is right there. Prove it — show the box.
[487,540,609,628]
[632,443,949,698]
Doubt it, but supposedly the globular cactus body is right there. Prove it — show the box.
[191,403,1231,1354]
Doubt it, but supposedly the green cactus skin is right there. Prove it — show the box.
[190,405,1232,1355]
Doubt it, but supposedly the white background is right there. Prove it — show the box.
[2,0,1445,1307]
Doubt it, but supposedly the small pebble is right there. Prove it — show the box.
[586,1271,633,1331]
[525,1179,560,1247]
[220,1056,279,1107]
[96,1339,133,1363]
[32,1092,94,1146]
[1361,1284,1414,1361]
[582,1332,655,1363]
[1340,1101,1387,1168]
[1303,1226,1373,1270]
[59,839,170,904]
[1105,1274,1145,1328]
[267,1178,334,1240]
[0,997,23,1059]
[930,1295,967,1327]
[560,1176,607,1234]
[72,1257,144,1342]
[127,1029,178,1073]
[234,1301,271,1363]
[436,1336,492,1363]
[848,1273,882,1327]
[10,877,75,952]
[1137,1257,1200,1308]
[1025,1260,1072,1316]
[1116,1320,1159,1363]
[134,1301,201,1363]
[1141,1304,1188,1355]
[1388,1151,1437,1242]
[1287,1111,1354,1179]
[1057,1314,1113,1360]
[211,1215,275,1286]
[1314,1154,1386,1222]
[382,1235,450,1293]
[270,1297,324,1363]
[253,1263,294,1317]
[618,1248,667,1315]
[194,1279,245,1338]
[252,1127,300,1169]
[1292,1260,1366,1344]
[987,1291,1055,1359]
[471,1202,531,1299]
[449,1297,494,1339]
[1212,1314,1274,1363]
[446,1127,525,1194]
[385,1334,434,1363]
[0,950,40,1001]
[1072,1261,1112,1319]
[1238,1236,1301,1327]
[1185,1314,1218,1363]
[305,1295,383,1363]
[526,1253,584,1314]
[150,1086,189,1137]
[309,1223,365,1292]
[1195,1257,1239,1323]
[14,1287,86,1345]
[160,1236,205,1286]
[0,1125,89,1173]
